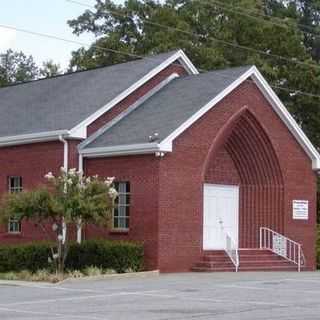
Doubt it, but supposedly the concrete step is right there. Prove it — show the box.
[202,251,228,258]
[238,265,299,272]
[194,261,234,268]
[192,264,299,272]
[191,266,236,272]
[238,260,295,267]
[203,250,226,254]
[191,248,299,272]
[239,256,284,262]
[238,249,271,255]
[203,255,233,262]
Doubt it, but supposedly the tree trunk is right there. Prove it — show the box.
[62,218,66,244]
[76,218,82,244]
[57,222,68,279]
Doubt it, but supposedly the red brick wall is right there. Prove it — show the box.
[205,147,240,185]
[87,62,187,136]
[0,141,65,243]
[157,80,317,272]
[85,155,160,270]
[68,139,82,169]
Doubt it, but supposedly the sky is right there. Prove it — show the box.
[0,0,125,70]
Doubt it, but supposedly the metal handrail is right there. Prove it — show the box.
[225,232,239,272]
[218,218,239,272]
[259,227,305,272]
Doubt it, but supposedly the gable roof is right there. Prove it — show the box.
[0,49,198,145]
[81,66,251,148]
[80,65,320,170]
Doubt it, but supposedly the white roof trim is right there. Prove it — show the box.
[177,50,199,75]
[69,50,198,139]
[0,130,71,147]
[159,66,320,170]
[251,66,320,170]
[80,143,171,158]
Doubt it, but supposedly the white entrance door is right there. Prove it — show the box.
[203,184,239,250]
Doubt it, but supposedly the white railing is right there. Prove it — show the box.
[259,227,305,272]
[225,233,239,272]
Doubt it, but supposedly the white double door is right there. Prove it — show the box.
[203,184,239,250]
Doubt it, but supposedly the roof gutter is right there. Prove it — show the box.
[0,130,71,147]
[79,142,172,158]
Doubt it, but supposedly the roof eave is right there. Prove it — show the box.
[80,142,172,158]
[0,130,84,147]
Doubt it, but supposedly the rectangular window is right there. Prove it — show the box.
[113,182,130,230]
[9,176,23,193]
[8,217,21,233]
[8,176,22,233]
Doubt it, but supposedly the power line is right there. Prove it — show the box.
[206,0,320,36]
[65,0,320,71]
[0,23,192,74]
[0,23,319,99]
[0,23,143,59]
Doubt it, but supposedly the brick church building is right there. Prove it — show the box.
[0,50,318,272]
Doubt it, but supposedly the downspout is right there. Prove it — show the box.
[78,153,83,174]
[59,135,68,171]
[59,135,68,244]
[77,153,84,243]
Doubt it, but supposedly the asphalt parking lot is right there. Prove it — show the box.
[1,271,320,319]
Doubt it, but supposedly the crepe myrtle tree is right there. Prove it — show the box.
[0,167,118,276]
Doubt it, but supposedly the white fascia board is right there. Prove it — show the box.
[177,49,199,75]
[69,50,198,138]
[69,125,87,139]
[250,66,320,170]
[0,130,71,147]
[160,65,320,170]
[160,66,256,151]
[80,143,168,158]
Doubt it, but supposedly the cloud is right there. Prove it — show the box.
[0,28,17,51]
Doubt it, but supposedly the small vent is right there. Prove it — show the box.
[148,132,159,142]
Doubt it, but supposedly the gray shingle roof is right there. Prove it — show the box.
[83,66,252,149]
[0,51,178,137]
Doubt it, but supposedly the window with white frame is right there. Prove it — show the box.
[113,182,130,230]
[8,176,22,233]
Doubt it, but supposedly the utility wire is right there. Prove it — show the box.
[65,0,320,71]
[0,23,144,60]
[206,0,320,36]
[0,23,319,99]
[68,0,320,36]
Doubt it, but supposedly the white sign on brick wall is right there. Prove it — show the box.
[292,200,309,220]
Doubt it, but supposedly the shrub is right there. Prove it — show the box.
[0,242,51,273]
[65,240,144,273]
[0,240,144,274]
[83,266,103,277]
[31,269,51,281]
[67,270,84,278]
[0,271,19,280]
